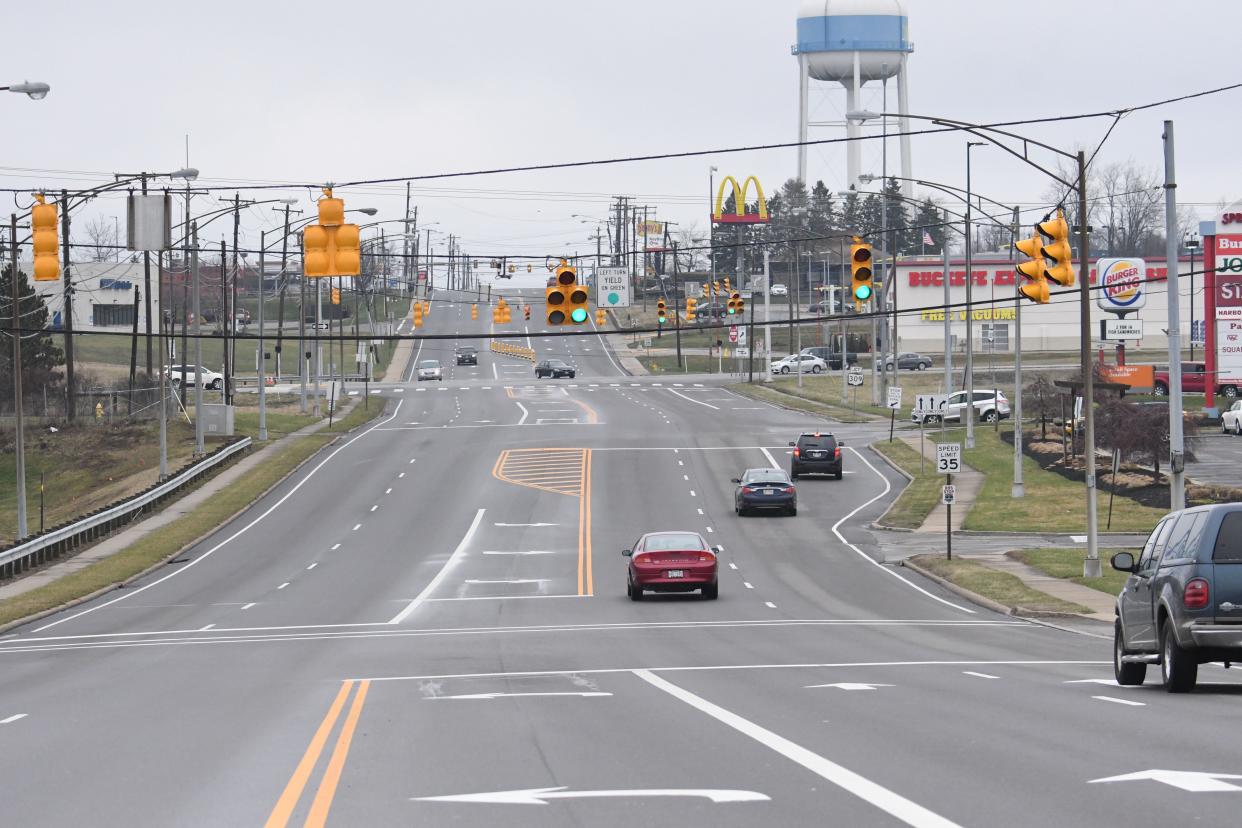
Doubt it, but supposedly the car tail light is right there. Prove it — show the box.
[634,553,656,566]
[1184,578,1210,610]
[698,554,714,562]
[834,447,841,459]
[793,448,800,458]
[741,486,755,494]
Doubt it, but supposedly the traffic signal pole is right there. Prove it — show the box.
[1078,149,1101,578]
[10,213,27,538]
[1163,122,1186,513]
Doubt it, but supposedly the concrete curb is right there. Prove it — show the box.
[0,400,374,635]
[900,558,1091,620]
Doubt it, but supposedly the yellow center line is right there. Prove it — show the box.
[303,679,371,828]
[264,681,354,828]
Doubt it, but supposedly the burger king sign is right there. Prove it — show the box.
[1095,257,1147,312]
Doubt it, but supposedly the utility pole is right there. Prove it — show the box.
[157,249,168,479]
[403,183,412,290]
[10,214,28,538]
[192,222,204,455]
[220,240,228,401]
[60,189,75,421]
[1163,122,1186,512]
[1078,148,1101,578]
[763,250,772,383]
[1011,205,1024,498]
[228,192,242,405]
[141,174,154,376]
[274,203,296,379]
[258,231,268,441]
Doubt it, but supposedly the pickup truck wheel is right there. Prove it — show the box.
[1160,618,1198,693]
[1153,382,1168,396]
[1113,621,1146,686]
[1222,385,1239,399]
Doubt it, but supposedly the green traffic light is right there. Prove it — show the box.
[854,285,872,301]
[570,308,588,323]
[727,307,736,314]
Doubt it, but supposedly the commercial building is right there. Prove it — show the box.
[24,261,161,335]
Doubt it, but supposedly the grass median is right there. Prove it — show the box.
[728,382,873,423]
[1009,547,1130,596]
[910,554,1091,615]
[870,440,943,529]
[0,399,385,629]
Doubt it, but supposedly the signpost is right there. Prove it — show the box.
[912,394,946,473]
[886,386,903,442]
[846,366,863,411]
[597,266,631,308]
[936,442,962,560]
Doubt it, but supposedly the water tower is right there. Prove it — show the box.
[794,0,914,196]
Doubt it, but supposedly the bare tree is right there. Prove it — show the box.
[1096,161,1162,256]
[82,217,118,262]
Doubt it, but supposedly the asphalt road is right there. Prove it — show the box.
[2,287,1240,827]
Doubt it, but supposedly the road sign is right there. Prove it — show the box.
[1102,318,1143,340]
[596,266,630,308]
[642,338,652,348]
[913,393,946,417]
[936,443,962,474]
[728,325,738,343]
[941,485,956,505]
[887,386,903,410]
[734,346,750,358]
[847,367,864,387]
[736,326,747,345]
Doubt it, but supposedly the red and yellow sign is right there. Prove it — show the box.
[712,175,769,225]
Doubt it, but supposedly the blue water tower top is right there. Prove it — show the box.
[794,0,912,54]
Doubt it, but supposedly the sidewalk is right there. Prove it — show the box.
[0,402,357,603]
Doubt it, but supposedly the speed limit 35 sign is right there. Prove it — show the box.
[936,443,961,474]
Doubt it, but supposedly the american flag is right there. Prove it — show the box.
[922,231,935,247]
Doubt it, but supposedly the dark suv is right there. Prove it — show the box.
[800,346,858,370]
[1112,503,1242,692]
[455,346,478,366]
[789,432,843,480]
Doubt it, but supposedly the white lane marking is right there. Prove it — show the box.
[425,692,613,701]
[744,582,754,589]
[409,458,417,464]
[424,594,588,603]
[633,670,961,828]
[199,624,215,631]
[697,508,704,515]
[241,603,256,610]
[277,582,290,590]
[492,362,499,380]
[482,550,555,556]
[1089,770,1242,792]
[962,671,999,679]
[832,448,975,615]
[494,522,558,527]
[389,508,486,624]
[370,505,378,512]
[1,714,27,724]
[705,527,714,533]
[807,682,895,691]
[398,473,406,479]
[765,602,777,609]
[667,387,719,409]
[307,563,318,571]
[729,563,739,570]
[678,460,684,466]
[690,490,697,497]
[515,401,529,425]
[1092,695,1146,707]
[464,579,547,585]
[386,488,393,495]
[352,523,362,532]
[683,474,690,481]
[1064,679,1119,685]
[413,787,766,805]
[760,447,780,469]
[32,400,407,632]
[331,543,341,551]
[1071,535,1088,543]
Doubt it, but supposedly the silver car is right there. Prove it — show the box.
[416,359,443,382]
[911,390,1010,424]
[1222,400,1242,436]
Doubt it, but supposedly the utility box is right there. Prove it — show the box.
[200,404,235,437]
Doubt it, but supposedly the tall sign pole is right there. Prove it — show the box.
[1078,150,1101,578]
[1163,122,1186,511]
[10,214,27,538]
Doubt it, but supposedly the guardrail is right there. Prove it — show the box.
[0,437,253,580]
[490,341,536,362]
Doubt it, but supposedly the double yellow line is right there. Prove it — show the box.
[265,680,370,828]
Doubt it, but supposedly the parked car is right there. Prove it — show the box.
[163,364,223,390]
[800,346,858,370]
[733,468,797,516]
[1153,361,1240,399]
[790,432,843,480]
[911,390,1010,424]
[416,359,443,381]
[1111,503,1242,692]
[883,352,933,371]
[1223,400,1242,436]
[771,354,827,375]
[623,531,718,600]
[535,359,576,379]
[770,284,788,297]
[807,302,831,315]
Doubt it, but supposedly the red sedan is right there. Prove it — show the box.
[624,531,718,601]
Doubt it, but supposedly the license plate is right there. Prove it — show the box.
[666,570,685,578]
[763,489,775,495]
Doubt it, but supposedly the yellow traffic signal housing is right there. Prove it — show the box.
[471,304,478,320]
[595,309,607,326]
[727,291,742,315]
[331,286,341,305]
[1015,230,1050,304]
[546,283,567,325]
[723,278,731,293]
[657,297,668,325]
[31,193,59,281]
[527,264,532,272]
[524,305,531,321]
[700,283,709,298]
[685,298,698,321]
[567,281,588,325]
[850,238,874,307]
[1038,210,1074,287]
[304,189,361,277]
[413,302,424,328]
[422,300,430,314]
[734,292,745,316]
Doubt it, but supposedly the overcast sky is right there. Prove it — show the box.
[5,0,1240,283]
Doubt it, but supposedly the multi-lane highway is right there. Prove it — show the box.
[2,288,1240,827]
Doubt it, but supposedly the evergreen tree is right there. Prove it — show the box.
[881,177,913,254]
[0,263,64,398]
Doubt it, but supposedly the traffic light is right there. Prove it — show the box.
[850,237,874,307]
[502,302,512,324]
[422,300,430,314]
[331,286,341,305]
[1039,210,1075,287]
[1015,229,1050,304]
[700,283,709,299]
[685,298,698,321]
[303,188,361,278]
[595,309,606,326]
[657,297,668,325]
[547,260,588,324]
[412,302,424,328]
[471,303,478,320]
[527,264,532,272]
[726,291,741,315]
[31,193,59,281]
[524,305,531,321]
[723,278,731,293]
[567,280,588,324]
[734,292,745,316]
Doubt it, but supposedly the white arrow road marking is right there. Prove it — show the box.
[806,683,895,691]
[1089,770,1242,792]
[635,670,959,827]
[413,787,769,805]
[1,714,27,724]
[426,692,612,700]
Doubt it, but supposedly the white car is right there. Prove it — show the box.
[770,354,827,375]
[164,365,223,390]
[416,359,443,382]
[911,390,1011,424]
[1223,400,1242,435]
[770,284,788,297]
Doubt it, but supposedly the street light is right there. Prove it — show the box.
[3,81,50,100]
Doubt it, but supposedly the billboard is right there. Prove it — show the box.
[1095,257,1146,312]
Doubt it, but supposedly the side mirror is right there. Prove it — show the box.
[622,549,632,557]
[1110,552,1136,573]
[788,441,796,447]
[730,478,741,484]
[838,440,846,447]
